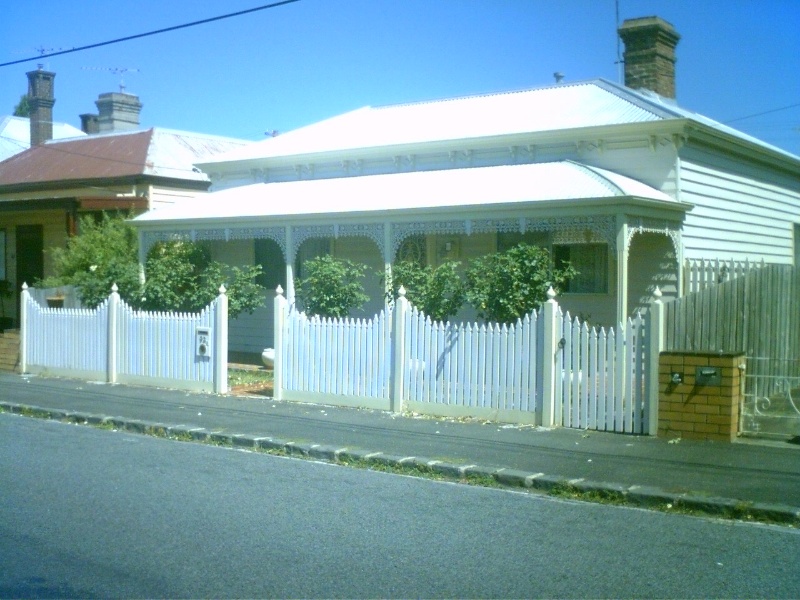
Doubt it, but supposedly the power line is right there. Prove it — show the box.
[724,102,800,124]
[0,0,301,69]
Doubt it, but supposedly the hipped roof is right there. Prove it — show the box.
[0,128,249,191]
[198,79,800,171]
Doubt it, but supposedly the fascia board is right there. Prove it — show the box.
[0,174,209,197]
[197,121,693,177]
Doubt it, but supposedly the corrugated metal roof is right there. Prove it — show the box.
[0,128,250,189]
[201,78,799,168]
[134,160,679,225]
[201,80,667,166]
[0,115,86,162]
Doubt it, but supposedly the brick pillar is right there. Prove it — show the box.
[658,352,744,442]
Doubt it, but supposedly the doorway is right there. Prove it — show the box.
[15,225,44,321]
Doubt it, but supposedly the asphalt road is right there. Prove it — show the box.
[2,413,799,599]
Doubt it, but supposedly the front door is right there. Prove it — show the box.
[16,223,44,290]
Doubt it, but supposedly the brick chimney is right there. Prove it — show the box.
[26,66,56,146]
[80,113,100,134]
[95,92,142,132]
[618,16,680,99]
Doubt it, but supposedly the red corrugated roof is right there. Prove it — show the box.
[0,129,155,187]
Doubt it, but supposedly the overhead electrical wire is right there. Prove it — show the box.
[0,0,301,69]
[723,102,800,124]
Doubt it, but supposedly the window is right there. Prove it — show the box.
[554,243,609,294]
[295,238,331,279]
[395,235,427,266]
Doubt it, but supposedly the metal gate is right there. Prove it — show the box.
[740,358,800,439]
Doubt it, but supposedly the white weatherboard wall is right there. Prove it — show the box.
[679,147,800,264]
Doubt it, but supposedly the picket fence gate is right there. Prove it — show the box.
[274,287,661,432]
[20,284,229,393]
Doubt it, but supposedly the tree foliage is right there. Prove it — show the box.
[465,243,577,324]
[295,255,369,318]
[388,260,465,322]
[13,94,30,117]
[38,212,265,317]
[39,212,141,309]
[142,241,264,317]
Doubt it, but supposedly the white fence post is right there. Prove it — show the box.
[391,287,409,414]
[646,287,665,435]
[19,283,29,373]
[214,285,229,394]
[540,287,559,427]
[273,285,287,401]
[107,284,119,383]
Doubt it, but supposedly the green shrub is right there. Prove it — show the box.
[465,243,577,323]
[388,260,465,322]
[38,212,265,317]
[295,255,369,318]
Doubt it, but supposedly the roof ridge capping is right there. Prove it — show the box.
[370,79,615,111]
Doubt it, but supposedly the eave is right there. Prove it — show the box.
[0,174,210,197]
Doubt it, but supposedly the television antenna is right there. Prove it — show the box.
[13,46,74,70]
[82,66,140,92]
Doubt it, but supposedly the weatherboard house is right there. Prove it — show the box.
[132,17,800,355]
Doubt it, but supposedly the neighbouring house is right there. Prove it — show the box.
[131,16,800,356]
[0,67,252,325]
[0,115,85,162]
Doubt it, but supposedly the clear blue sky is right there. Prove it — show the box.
[2,0,799,155]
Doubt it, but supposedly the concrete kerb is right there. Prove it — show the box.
[2,400,799,526]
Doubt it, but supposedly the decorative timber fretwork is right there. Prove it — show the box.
[627,217,681,256]
[140,214,672,269]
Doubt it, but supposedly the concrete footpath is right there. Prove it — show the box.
[2,371,799,524]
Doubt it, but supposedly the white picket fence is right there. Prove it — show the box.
[401,305,542,420]
[20,284,229,393]
[274,287,663,432]
[280,309,392,405]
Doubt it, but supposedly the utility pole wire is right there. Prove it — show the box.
[0,0,300,69]
[723,102,800,124]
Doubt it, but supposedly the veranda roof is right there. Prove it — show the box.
[133,160,683,227]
